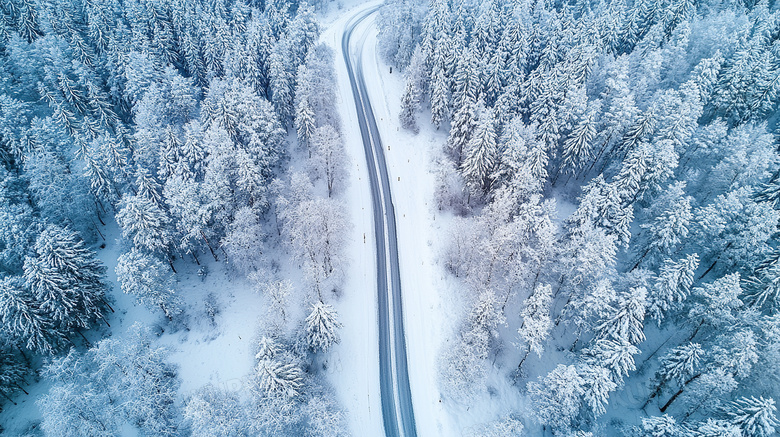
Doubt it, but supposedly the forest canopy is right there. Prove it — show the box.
[381,0,780,433]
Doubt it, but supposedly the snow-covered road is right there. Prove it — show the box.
[342,8,417,437]
[322,3,453,435]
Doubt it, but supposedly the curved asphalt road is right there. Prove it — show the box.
[342,9,418,437]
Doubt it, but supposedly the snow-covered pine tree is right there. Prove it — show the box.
[23,224,107,333]
[694,188,778,279]
[693,419,741,436]
[256,335,281,362]
[0,276,57,354]
[647,254,699,322]
[559,219,618,288]
[584,337,639,383]
[268,41,295,126]
[657,343,704,390]
[451,47,480,110]
[115,249,181,320]
[596,286,647,345]
[482,46,506,107]
[447,95,477,165]
[255,357,304,399]
[518,283,552,367]
[746,260,780,311]
[617,108,656,162]
[578,364,617,417]
[295,95,316,148]
[0,94,32,166]
[639,415,686,437]
[560,102,599,178]
[633,182,693,270]
[0,346,28,403]
[399,78,421,133]
[117,192,172,255]
[527,364,584,433]
[727,396,780,437]
[0,201,37,276]
[687,273,744,338]
[461,105,498,195]
[430,62,449,129]
[304,301,342,353]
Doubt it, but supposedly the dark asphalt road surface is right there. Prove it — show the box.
[341,9,418,437]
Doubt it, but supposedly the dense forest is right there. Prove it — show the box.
[0,0,352,435]
[2,0,780,433]
[380,0,780,434]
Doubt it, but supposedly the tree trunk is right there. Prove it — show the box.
[698,257,719,281]
[570,333,581,352]
[563,172,574,188]
[96,198,108,215]
[76,329,92,348]
[555,294,574,327]
[0,391,17,405]
[659,373,701,413]
[274,207,283,237]
[161,304,174,322]
[517,344,531,371]
[584,134,612,177]
[100,297,115,313]
[92,220,106,241]
[685,320,705,344]
[550,165,562,186]
[642,382,665,410]
[95,201,106,225]
[552,275,566,299]
[639,332,676,373]
[16,345,29,365]
[630,246,652,272]
[698,242,731,280]
[201,231,219,261]
[14,383,28,395]
[659,388,683,413]
[530,268,542,294]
